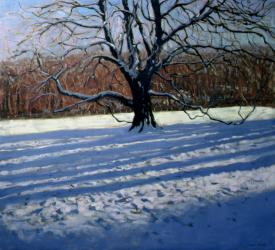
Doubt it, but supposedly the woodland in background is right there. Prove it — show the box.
[0,52,274,119]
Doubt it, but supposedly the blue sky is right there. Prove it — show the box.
[0,0,34,18]
[0,0,47,59]
[0,0,274,60]
[0,0,20,14]
[0,0,43,13]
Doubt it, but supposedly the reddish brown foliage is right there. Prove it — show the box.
[0,54,274,119]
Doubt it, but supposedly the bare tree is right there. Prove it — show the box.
[17,0,275,131]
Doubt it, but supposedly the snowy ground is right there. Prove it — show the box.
[0,107,275,250]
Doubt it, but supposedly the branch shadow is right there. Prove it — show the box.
[0,119,274,206]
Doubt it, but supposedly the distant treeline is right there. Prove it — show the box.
[0,53,274,119]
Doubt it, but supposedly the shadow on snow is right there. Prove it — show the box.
[0,119,274,206]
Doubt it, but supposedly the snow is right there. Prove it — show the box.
[0,107,275,250]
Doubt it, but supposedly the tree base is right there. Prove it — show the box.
[129,109,157,132]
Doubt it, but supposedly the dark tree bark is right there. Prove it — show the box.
[130,82,157,131]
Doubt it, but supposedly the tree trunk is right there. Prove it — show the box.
[129,83,157,132]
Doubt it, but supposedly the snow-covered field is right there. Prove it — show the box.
[0,107,275,250]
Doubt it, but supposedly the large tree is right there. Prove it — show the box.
[17,0,275,130]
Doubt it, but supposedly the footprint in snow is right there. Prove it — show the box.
[176,188,184,194]
[167,200,175,205]
[96,218,112,230]
[131,203,142,214]
[141,198,150,203]
[157,190,165,197]
[89,205,96,211]
[116,196,132,203]
[89,196,96,202]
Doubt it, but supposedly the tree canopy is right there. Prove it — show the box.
[15,0,275,130]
